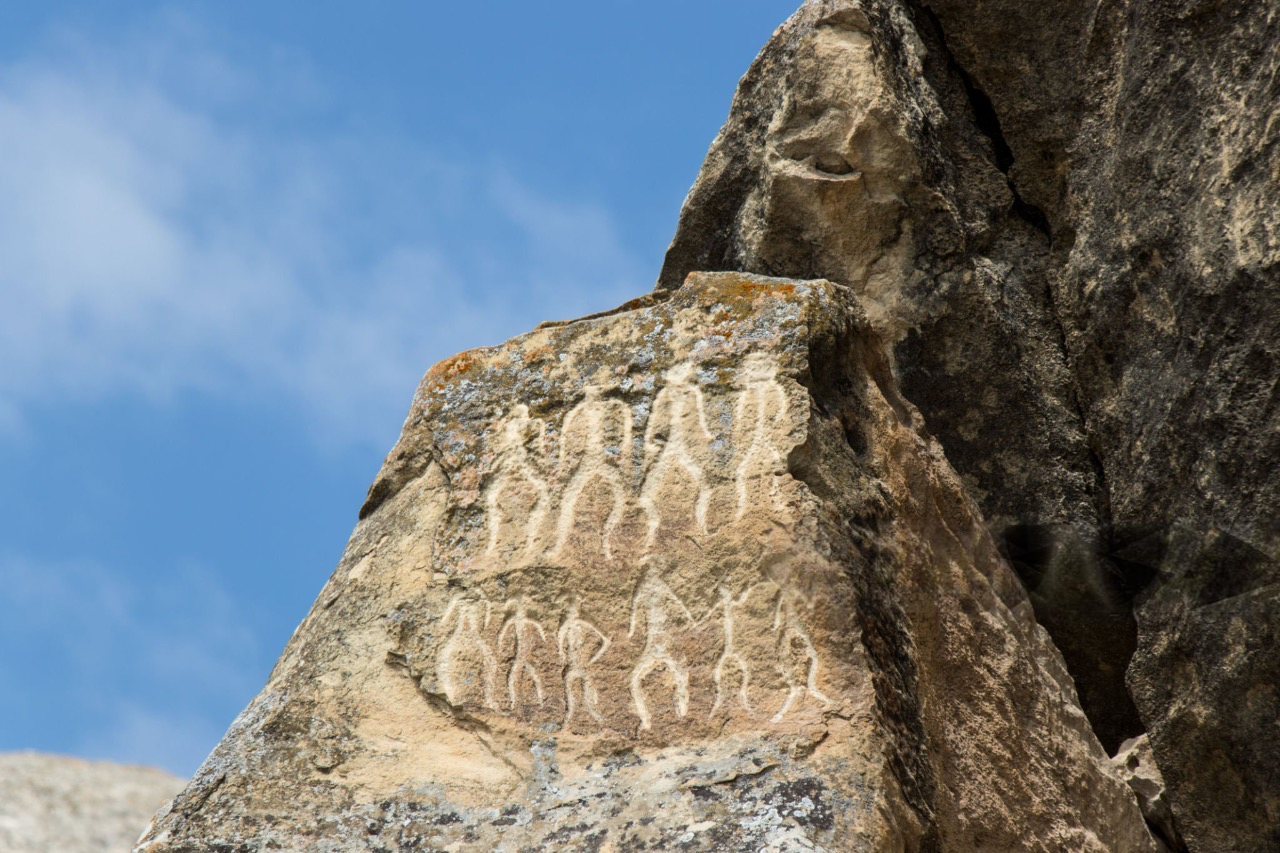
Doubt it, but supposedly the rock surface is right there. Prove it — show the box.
[0,752,183,853]
[137,273,1154,850]
[1111,734,1184,852]
[661,1,1279,849]
[135,0,1276,849]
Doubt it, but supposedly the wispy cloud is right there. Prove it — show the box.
[0,553,260,775]
[0,18,645,448]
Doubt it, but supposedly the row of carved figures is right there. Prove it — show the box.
[435,572,831,730]
[486,353,792,559]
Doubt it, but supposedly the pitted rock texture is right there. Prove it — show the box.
[137,273,1154,851]
[1111,734,1184,852]
[660,2,1279,849]
[0,752,183,853]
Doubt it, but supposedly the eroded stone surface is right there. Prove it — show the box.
[1111,734,1184,852]
[137,273,1154,851]
[661,2,1279,848]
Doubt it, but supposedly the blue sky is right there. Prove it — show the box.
[0,2,796,775]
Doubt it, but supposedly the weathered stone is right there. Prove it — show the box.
[0,752,183,853]
[1111,734,1184,852]
[661,1,1279,848]
[137,273,1154,850]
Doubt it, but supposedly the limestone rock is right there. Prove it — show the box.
[1111,734,1183,852]
[0,752,183,853]
[137,273,1154,850]
[661,1,1279,848]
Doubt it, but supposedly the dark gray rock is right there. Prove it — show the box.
[661,1,1279,849]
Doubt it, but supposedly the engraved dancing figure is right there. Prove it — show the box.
[498,596,547,708]
[628,562,696,729]
[639,362,715,548]
[771,589,832,721]
[438,593,498,710]
[554,383,633,559]
[485,404,550,556]
[701,584,759,715]
[734,353,791,519]
[557,596,611,725]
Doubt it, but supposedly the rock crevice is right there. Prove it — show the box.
[137,1,1277,849]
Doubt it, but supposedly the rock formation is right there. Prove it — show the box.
[659,1,1277,849]
[0,752,182,853]
[138,0,1276,850]
[1112,734,1183,852]
[138,273,1154,850]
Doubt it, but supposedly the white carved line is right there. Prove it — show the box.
[628,563,696,730]
[734,353,790,520]
[553,385,633,560]
[771,590,833,722]
[498,596,547,708]
[438,594,499,710]
[484,404,551,557]
[699,583,769,716]
[430,580,833,729]
[638,362,714,549]
[557,596,611,725]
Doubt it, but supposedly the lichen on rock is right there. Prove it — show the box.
[136,273,1155,850]
[137,0,1278,848]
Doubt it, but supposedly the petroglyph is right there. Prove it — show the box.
[438,594,499,710]
[734,353,791,519]
[554,383,633,559]
[497,596,547,709]
[557,596,611,725]
[639,362,715,548]
[771,589,832,721]
[484,405,550,557]
[628,562,697,730]
[701,584,764,716]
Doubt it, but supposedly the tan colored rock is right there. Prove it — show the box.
[0,752,183,853]
[662,2,1280,847]
[1111,734,1184,852]
[138,273,1153,850]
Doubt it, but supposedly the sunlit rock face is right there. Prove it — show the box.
[137,273,1153,851]
[136,0,1277,847]
[662,1,1280,849]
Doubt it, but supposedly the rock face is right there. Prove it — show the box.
[0,752,183,853]
[1111,734,1184,852]
[137,273,1155,850]
[660,1,1279,849]
[137,0,1275,849]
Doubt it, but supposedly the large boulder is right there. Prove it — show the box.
[136,273,1153,850]
[660,1,1279,848]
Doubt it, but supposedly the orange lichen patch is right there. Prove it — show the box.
[519,342,558,364]
[425,347,493,388]
[688,272,798,302]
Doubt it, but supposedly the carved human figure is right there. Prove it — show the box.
[733,353,791,519]
[639,362,715,548]
[771,589,832,721]
[628,562,697,730]
[554,383,633,559]
[438,593,498,710]
[556,596,611,725]
[700,584,760,716]
[497,596,547,709]
[485,404,550,557]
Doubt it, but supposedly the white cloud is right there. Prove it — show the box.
[0,21,645,448]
